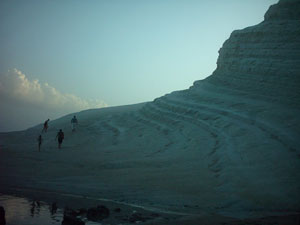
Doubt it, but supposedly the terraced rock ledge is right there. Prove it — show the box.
[1,0,299,222]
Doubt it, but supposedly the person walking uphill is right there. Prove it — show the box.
[42,119,50,133]
[37,135,42,152]
[71,115,78,132]
[55,129,64,149]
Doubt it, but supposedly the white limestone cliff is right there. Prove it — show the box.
[0,0,299,219]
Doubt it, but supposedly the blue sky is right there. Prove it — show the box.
[0,0,278,131]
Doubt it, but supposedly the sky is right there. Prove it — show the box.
[0,0,278,132]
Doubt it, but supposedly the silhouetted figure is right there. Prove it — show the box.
[0,206,5,225]
[42,119,50,133]
[71,115,78,132]
[56,129,64,149]
[30,201,35,217]
[35,201,41,215]
[50,202,57,215]
[37,135,42,152]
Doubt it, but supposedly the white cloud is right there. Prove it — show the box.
[0,68,107,111]
[0,69,107,131]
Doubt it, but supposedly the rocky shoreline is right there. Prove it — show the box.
[0,188,179,225]
[1,188,299,225]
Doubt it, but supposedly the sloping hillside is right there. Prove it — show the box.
[1,0,299,219]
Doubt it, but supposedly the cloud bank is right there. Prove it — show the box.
[0,69,107,131]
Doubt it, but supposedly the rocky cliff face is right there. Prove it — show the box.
[205,0,300,103]
[138,0,300,213]
[1,0,299,218]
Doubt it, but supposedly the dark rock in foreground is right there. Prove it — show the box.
[62,207,85,225]
[128,211,152,223]
[86,205,110,221]
[114,207,121,213]
[0,206,5,225]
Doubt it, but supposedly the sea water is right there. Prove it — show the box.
[0,194,101,225]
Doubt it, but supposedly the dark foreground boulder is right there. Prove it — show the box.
[62,207,85,225]
[128,211,151,223]
[114,207,121,213]
[78,208,87,214]
[0,206,5,225]
[87,205,110,221]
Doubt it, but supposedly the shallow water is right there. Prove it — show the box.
[0,194,100,225]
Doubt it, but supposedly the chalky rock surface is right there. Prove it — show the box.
[1,0,299,218]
